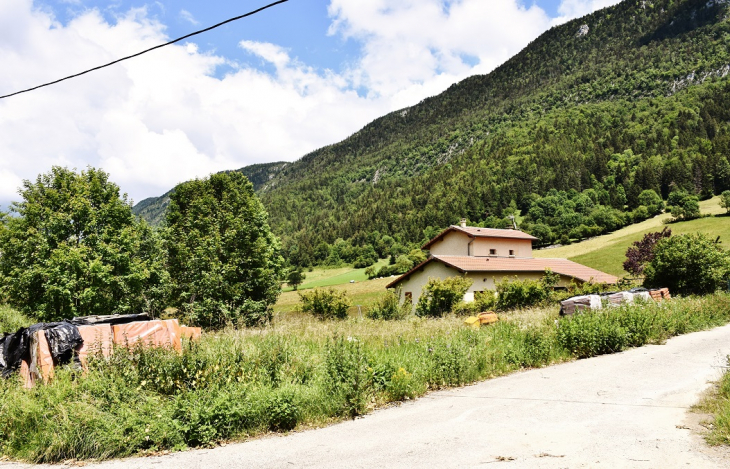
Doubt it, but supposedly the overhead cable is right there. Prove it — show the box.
[0,0,289,100]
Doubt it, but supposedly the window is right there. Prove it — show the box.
[405,292,412,303]
[509,249,515,256]
[489,249,496,256]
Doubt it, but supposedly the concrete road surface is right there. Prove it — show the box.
[6,324,730,468]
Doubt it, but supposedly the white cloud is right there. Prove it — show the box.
[328,0,551,109]
[0,0,619,204]
[0,0,383,203]
[553,0,622,24]
[179,9,198,26]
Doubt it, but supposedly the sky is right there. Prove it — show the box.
[0,0,621,205]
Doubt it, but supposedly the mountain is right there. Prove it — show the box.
[136,0,730,267]
[133,161,288,226]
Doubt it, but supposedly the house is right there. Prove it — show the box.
[386,219,618,305]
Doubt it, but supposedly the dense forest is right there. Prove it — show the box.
[135,0,730,268]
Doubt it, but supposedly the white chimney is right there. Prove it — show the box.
[460,218,467,228]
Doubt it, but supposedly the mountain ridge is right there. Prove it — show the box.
[134,0,730,267]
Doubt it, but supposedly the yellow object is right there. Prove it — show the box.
[478,312,499,325]
[464,316,481,328]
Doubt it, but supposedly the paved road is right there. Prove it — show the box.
[7,325,730,468]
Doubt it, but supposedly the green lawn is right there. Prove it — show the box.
[283,259,390,292]
[535,197,729,277]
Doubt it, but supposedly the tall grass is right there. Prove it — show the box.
[1,294,730,462]
[0,305,33,335]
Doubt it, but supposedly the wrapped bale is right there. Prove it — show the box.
[478,312,499,326]
[180,326,202,341]
[76,324,114,369]
[634,291,652,302]
[29,329,54,384]
[19,359,34,389]
[112,320,177,351]
[560,296,591,316]
[588,295,603,310]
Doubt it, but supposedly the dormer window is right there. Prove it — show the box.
[489,249,497,256]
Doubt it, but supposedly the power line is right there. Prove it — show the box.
[0,0,290,100]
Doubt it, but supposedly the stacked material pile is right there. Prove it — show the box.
[464,312,500,328]
[560,287,671,316]
[0,314,202,388]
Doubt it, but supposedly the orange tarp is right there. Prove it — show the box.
[76,324,114,369]
[19,359,34,389]
[28,330,54,383]
[180,326,202,341]
[112,320,181,351]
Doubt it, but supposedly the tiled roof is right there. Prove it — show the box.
[422,226,538,249]
[386,255,619,288]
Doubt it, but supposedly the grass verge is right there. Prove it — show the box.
[1,293,730,462]
[694,363,730,446]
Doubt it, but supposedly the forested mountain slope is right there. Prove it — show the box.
[136,0,730,267]
[133,161,287,225]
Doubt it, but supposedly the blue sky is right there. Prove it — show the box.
[38,0,566,79]
[0,0,619,204]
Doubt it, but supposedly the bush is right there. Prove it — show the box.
[366,290,409,320]
[623,228,672,277]
[299,288,351,320]
[267,389,300,431]
[667,191,700,221]
[644,233,730,295]
[721,190,730,214]
[495,269,559,311]
[325,337,371,418]
[415,276,473,318]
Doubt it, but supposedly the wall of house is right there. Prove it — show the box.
[471,238,532,258]
[427,231,472,256]
[395,262,462,307]
[395,262,578,307]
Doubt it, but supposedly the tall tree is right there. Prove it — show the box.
[0,167,167,321]
[164,172,283,328]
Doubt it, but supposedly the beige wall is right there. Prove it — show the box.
[394,262,577,307]
[428,231,533,258]
[472,238,532,258]
[428,231,472,256]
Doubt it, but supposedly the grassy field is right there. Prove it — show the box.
[3,294,730,462]
[276,277,393,314]
[282,259,390,292]
[535,196,729,277]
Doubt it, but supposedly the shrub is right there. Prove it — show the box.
[299,288,351,320]
[668,191,700,221]
[415,276,473,318]
[623,227,672,277]
[644,233,730,295]
[638,189,662,208]
[366,290,409,320]
[721,190,730,214]
[325,337,371,418]
[267,389,300,431]
[495,269,559,311]
[287,269,305,290]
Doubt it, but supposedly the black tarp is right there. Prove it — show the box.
[70,313,151,326]
[0,322,83,378]
[44,322,83,364]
